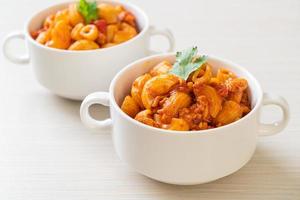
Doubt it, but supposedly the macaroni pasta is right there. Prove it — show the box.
[31,2,139,50]
[121,61,251,131]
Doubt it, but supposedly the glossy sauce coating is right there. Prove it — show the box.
[31,3,139,50]
[121,61,251,131]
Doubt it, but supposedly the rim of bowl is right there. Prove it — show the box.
[24,0,149,54]
[109,53,264,136]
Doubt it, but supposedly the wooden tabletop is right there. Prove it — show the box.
[1,0,299,199]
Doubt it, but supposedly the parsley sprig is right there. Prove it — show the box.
[78,0,98,24]
[169,47,207,80]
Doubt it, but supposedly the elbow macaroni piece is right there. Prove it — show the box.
[54,9,70,25]
[166,118,189,131]
[150,61,172,76]
[141,74,180,109]
[121,95,140,118]
[192,64,212,84]
[131,73,152,109]
[68,40,99,50]
[120,59,252,131]
[226,78,248,103]
[122,12,136,27]
[113,23,137,44]
[228,91,243,103]
[135,110,157,127]
[158,91,192,123]
[217,68,236,83]
[80,24,99,41]
[71,23,84,41]
[98,3,124,24]
[68,4,84,26]
[226,78,248,92]
[36,30,51,44]
[194,85,222,118]
[43,14,55,29]
[106,24,119,43]
[47,20,72,49]
[215,101,243,126]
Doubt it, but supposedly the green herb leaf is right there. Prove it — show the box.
[78,0,98,24]
[169,47,207,80]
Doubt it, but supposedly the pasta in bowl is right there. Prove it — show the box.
[121,47,251,131]
[80,47,289,185]
[2,0,174,100]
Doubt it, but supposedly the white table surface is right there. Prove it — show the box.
[1,0,300,199]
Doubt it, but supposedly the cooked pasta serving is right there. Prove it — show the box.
[31,0,139,50]
[121,47,251,131]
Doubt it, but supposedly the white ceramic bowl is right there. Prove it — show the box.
[2,0,175,100]
[80,53,290,185]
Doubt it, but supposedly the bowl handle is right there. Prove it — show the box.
[258,93,290,136]
[80,92,112,131]
[2,31,30,64]
[147,25,175,55]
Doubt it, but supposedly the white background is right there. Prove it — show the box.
[0,0,300,199]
